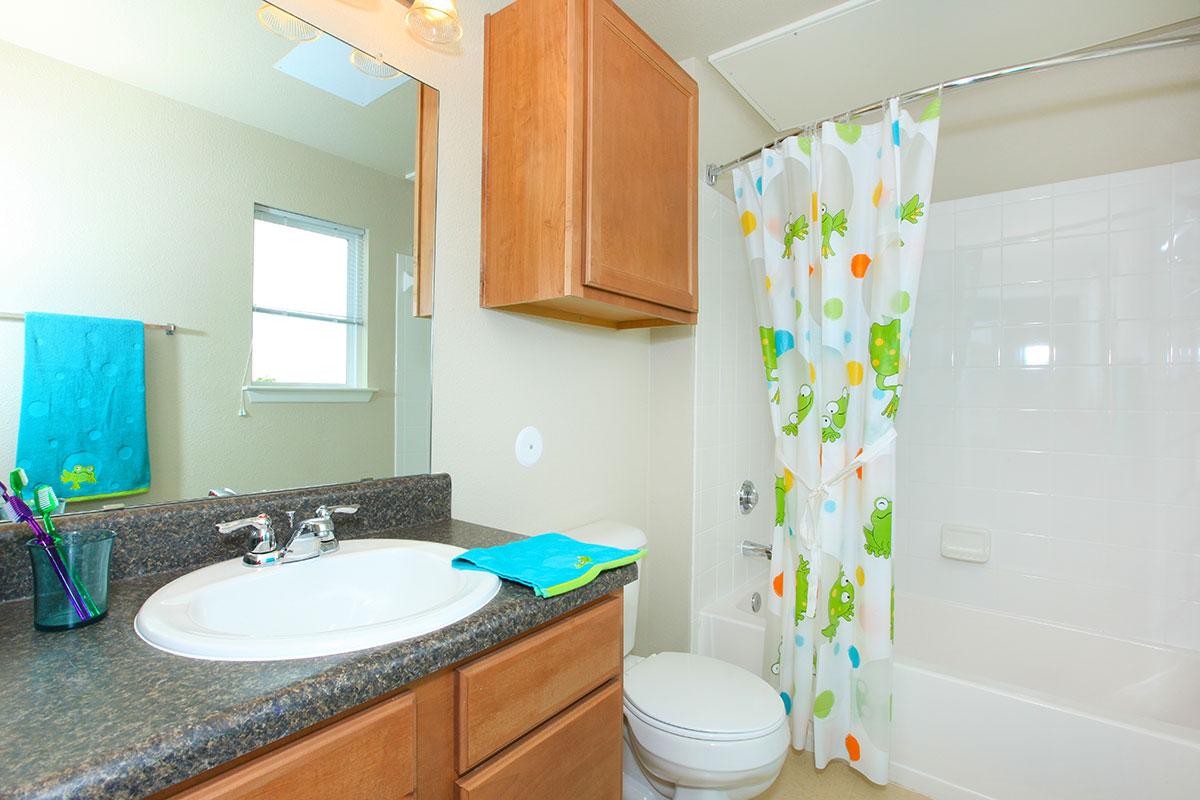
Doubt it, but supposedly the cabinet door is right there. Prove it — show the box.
[173,692,414,800]
[455,681,622,800]
[584,0,697,312]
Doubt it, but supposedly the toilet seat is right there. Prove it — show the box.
[623,652,786,741]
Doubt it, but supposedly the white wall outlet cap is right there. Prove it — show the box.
[515,426,543,467]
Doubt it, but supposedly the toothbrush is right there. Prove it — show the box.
[1,478,91,622]
[33,484,100,616]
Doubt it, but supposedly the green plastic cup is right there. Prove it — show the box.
[26,529,115,631]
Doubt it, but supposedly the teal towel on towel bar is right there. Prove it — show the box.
[452,533,644,598]
[16,312,150,502]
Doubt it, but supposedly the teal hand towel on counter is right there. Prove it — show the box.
[16,312,150,502]
[452,533,644,598]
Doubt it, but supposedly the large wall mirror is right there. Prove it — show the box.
[0,1,437,512]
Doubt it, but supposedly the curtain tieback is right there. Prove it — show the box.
[794,427,898,618]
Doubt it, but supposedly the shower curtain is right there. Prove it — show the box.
[732,97,939,783]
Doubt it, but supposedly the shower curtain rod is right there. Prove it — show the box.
[705,32,1200,185]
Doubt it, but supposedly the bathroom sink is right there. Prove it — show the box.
[134,539,500,661]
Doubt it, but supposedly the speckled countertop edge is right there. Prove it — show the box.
[0,519,635,800]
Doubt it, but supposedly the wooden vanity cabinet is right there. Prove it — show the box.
[163,594,623,800]
[481,0,699,329]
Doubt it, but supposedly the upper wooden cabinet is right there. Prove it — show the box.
[482,0,699,329]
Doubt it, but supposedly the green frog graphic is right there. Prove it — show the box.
[781,384,814,436]
[900,194,925,225]
[821,568,855,641]
[820,387,850,443]
[820,204,847,258]
[794,554,811,623]
[574,555,594,569]
[863,497,893,558]
[770,639,782,677]
[869,319,902,417]
[899,194,925,246]
[775,475,787,526]
[759,326,779,383]
[783,214,809,259]
[60,464,97,490]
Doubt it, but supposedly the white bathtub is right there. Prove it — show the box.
[698,588,1200,799]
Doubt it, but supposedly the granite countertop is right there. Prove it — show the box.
[0,519,636,800]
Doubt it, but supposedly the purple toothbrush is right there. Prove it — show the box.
[0,479,91,622]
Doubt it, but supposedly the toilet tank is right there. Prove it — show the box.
[563,519,646,657]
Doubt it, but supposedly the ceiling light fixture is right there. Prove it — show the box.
[256,3,321,42]
[404,0,463,44]
[349,49,403,80]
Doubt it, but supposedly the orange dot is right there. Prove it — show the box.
[855,448,864,480]
[811,192,818,220]
[845,734,861,761]
[808,263,815,276]
[851,253,871,278]
[772,572,784,597]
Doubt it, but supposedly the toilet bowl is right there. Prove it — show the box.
[619,652,789,800]
[564,521,790,799]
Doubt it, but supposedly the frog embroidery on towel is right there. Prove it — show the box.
[869,319,903,418]
[783,214,809,259]
[60,464,97,491]
[820,204,847,258]
[794,554,811,623]
[781,385,814,437]
[863,497,893,559]
[820,387,850,443]
[821,568,855,641]
[574,555,593,569]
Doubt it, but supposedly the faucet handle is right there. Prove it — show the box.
[316,504,359,519]
[215,514,282,566]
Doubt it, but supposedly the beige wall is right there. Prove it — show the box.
[0,40,413,507]
[933,40,1200,201]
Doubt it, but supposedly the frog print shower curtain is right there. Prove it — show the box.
[732,97,939,784]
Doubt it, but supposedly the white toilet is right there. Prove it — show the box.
[567,521,790,800]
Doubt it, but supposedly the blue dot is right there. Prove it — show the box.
[735,187,743,199]
[766,155,775,167]
[892,120,900,146]
[895,205,903,219]
[795,634,805,647]
[756,177,763,195]
[872,388,885,400]
[780,692,792,714]
[790,287,796,298]
[834,642,841,655]
[848,646,861,668]
[775,329,795,357]
[876,148,882,159]
[843,330,853,344]
[804,330,812,342]
[823,499,837,513]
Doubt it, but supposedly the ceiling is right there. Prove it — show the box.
[706,0,1200,132]
[615,0,843,60]
[0,0,419,178]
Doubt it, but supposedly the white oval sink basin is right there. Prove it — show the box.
[134,539,500,661]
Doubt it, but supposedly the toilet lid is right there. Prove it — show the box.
[623,652,785,737]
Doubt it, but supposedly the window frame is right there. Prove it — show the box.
[250,204,370,396]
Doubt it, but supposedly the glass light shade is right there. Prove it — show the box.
[256,4,321,42]
[349,49,402,79]
[405,0,463,44]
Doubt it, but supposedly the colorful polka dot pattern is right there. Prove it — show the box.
[730,97,940,784]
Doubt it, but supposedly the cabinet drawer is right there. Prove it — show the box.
[174,692,415,800]
[455,681,623,800]
[455,595,622,772]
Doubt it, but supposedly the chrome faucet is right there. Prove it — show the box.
[216,505,359,567]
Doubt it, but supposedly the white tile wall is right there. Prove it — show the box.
[897,159,1200,652]
[690,183,772,644]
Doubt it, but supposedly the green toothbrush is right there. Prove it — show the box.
[32,483,100,616]
[8,468,29,502]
